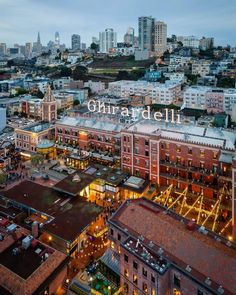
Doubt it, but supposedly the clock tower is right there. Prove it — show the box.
[42,85,57,122]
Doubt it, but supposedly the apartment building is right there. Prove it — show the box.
[108,197,236,295]
[192,60,211,77]
[108,81,181,104]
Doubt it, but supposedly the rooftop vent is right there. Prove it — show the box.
[72,174,81,182]
[205,277,212,286]
[217,286,224,294]
[186,265,192,273]
[157,248,164,255]
[148,241,154,248]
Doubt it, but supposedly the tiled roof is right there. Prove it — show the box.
[109,198,236,295]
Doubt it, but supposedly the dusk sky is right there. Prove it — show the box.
[0,0,236,47]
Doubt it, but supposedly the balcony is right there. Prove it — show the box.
[159,160,222,178]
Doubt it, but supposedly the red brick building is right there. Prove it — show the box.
[108,198,236,295]
[55,116,123,158]
[121,120,236,236]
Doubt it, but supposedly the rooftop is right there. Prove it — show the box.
[57,116,123,133]
[126,120,236,151]
[0,181,103,242]
[0,224,67,295]
[21,122,52,133]
[109,198,236,295]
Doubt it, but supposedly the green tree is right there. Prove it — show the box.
[73,99,80,106]
[60,66,72,77]
[0,173,7,185]
[72,65,88,80]
[31,154,44,166]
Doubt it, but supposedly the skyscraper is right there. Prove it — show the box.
[33,32,42,54]
[99,28,117,53]
[138,16,155,51]
[124,27,135,45]
[25,42,32,58]
[0,43,7,56]
[55,31,60,48]
[71,34,81,50]
[154,21,167,56]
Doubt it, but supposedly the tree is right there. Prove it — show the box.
[60,66,72,77]
[17,87,29,96]
[31,154,44,166]
[73,99,80,106]
[116,70,130,81]
[90,42,99,53]
[0,173,7,185]
[72,65,88,80]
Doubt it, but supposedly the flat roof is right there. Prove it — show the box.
[57,116,124,133]
[0,223,68,295]
[125,120,236,151]
[1,181,103,242]
[109,198,236,295]
[43,197,103,241]
[53,171,95,197]
[21,122,52,133]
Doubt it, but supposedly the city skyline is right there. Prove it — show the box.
[1,0,236,47]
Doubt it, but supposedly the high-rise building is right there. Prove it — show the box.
[42,85,57,122]
[55,31,60,48]
[33,32,42,54]
[25,42,32,58]
[0,43,7,56]
[124,27,135,45]
[199,37,214,50]
[92,37,99,45]
[138,16,155,51]
[71,34,81,50]
[154,21,167,56]
[99,28,117,53]
[81,43,86,51]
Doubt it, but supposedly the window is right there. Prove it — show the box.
[110,228,114,236]
[213,152,217,159]
[143,282,148,293]
[124,269,129,278]
[188,148,192,154]
[177,146,181,153]
[118,233,121,241]
[200,150,205,158]
[145,139,149,146]
[145,150,149,157]
[133,275,138,284]
[174,275,180,288]
[151,274,155,283]
[124,254,128,263]
[142,267,147,277]
[133,261,138,270]
[151,289,156,295]
[197,290,204,295]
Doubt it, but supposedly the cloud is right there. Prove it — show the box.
[0,0,235,46]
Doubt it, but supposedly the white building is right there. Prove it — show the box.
[179,36,200,48]
[0,108,6,131]
[84,80,105,94]
[67,53,83,64]
[164,72,186,83]
[183,86,211,109]
[53,77,72,90]
[224,89,236,115]
[108,80,181,104]
[192,60,211,77]
[99,28,117,53]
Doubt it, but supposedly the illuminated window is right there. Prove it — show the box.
[143,282,148,293]
[133,290,138,295]
[188,148,192,155]
[124,269,129,278]
[111,242,114,249]
[152,288,156,295]
[173,289,181,295]
[200,150,205,158]
[213,152,217,159]
[133,275,138,284]
[177,146,181,153]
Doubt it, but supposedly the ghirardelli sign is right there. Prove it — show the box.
[87,100,181,124]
